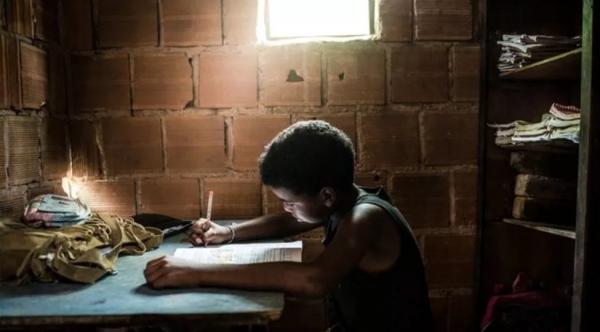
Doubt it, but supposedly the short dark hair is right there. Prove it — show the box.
[259,120,355,195]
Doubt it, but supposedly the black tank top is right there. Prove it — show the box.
[323,187,433,332]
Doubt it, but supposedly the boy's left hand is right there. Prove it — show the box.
[144,255,202,289]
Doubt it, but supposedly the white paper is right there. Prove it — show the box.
[174,241,303,264]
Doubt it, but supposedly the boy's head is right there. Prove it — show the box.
[259,120,355,196]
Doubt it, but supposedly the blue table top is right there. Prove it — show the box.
[0,233,284,327]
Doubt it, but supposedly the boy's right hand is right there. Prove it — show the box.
[188,218,232,246]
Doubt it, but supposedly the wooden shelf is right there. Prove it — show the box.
[496,140,578,154]
[503,218,575,239]
[499,48,582,80]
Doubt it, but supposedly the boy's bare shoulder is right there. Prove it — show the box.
[334,201,401,272]
[334,202,395,239]
[347,202,393,226]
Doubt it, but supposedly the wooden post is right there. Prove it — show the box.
[572,0,600,330]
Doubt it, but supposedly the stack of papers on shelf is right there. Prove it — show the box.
[489,103,581,145]
[497,34,580,73]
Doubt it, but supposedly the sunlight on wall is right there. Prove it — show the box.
[264,0,371,40]
[61,177,83,199]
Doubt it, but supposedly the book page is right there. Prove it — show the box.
[173,241,303,264]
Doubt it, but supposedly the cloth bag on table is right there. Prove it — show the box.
[0,213,163,284]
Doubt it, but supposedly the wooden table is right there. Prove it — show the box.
[0,233,284,329]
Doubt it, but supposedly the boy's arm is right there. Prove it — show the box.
[146,205,384,297]
[231,212,321,241]
[190,212,321,246]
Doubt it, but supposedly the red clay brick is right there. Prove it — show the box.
[78,180,136,216]
[165,116,226,172]
[423,111,478,165]
[71,55,130,112]
[61,0,93,50]
[380,0,413,41]
[133,54,193,110]
[355,171,387,190]
[203,177,262,219]
[102,118,163,176]
[48,50,66,115]
[8,117,40,185]
[392,45,449,103]
[232,115,290,170]
[20,42,48,109]
[359,112,420,169]
[32,0,59,43]
[223,0,257,45]
[327,48,385,105]
[295,113,356,148]
[6,36,22,109]
[0,192,25,220]
[140,178,200,219]
[0,35,7,108]
[390,172,450,228]
[454,169,478,226]
[263,186,285,215]
[69,120,101,178]
[198,50,258,108]
[429,295,449,332]
[0,119,5,186]
[162,0,221,46]
[415,0,472,40]
[96,0,158,48]
[41,118,68,180]
[424,234,476,288]
[261,45,321,106]
[448,293,475,332]
[452,45,480,101]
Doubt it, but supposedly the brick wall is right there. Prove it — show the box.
[0,0,480,330]
[0,0,67,220]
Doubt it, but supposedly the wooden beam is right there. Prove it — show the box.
[572,0,600,330]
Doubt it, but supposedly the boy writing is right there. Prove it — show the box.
[144,120,433,331]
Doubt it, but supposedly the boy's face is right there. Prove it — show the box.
[270,187,331,224]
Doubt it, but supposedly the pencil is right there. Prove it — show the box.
[206,190,214,221]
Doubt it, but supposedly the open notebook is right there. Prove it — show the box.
[174,241,303,264]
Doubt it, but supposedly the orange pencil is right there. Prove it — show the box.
[206,190,214,221]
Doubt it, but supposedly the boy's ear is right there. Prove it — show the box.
[319,187,336,207]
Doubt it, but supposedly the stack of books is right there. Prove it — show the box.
[497,34,580,73]
[490,103,580,146]
[22,194,91,228]
[509,153,577,226]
